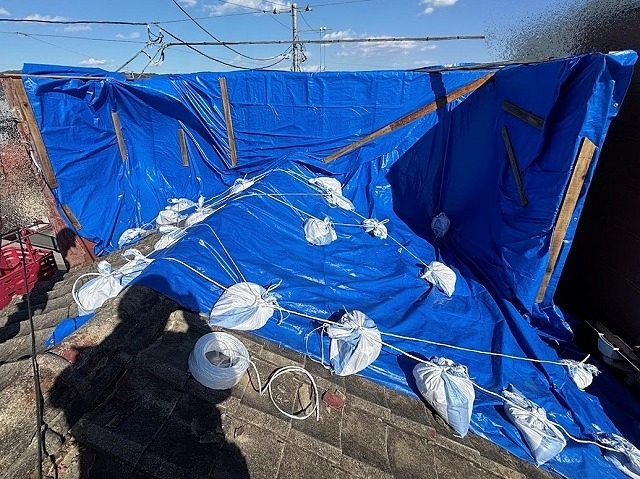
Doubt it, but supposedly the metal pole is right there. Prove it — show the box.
[291,3,299,71]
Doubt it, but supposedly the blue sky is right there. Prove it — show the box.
[0,0,560,73]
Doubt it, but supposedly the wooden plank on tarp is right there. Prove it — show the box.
[323,72,496,164]
[12,78,58,188]
[502,101,544,129]
[111,111,128,161]
[219,77,238,167]
[502,126,528,207]
[61,204,82,231]
[177,129,189,166]
[536,137,597,303]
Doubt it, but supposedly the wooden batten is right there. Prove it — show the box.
[177,129,189,166]
[61,204,83,231]
[536,137,597,303]
[11,78,58,189]
[502,101,544,129]
[219,77,238,167]
[502,126,528,207]
[323,72,496,164]
[111,111,128,162]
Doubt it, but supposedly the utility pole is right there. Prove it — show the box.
[274,3,311,72]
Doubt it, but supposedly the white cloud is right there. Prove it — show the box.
[80,58,107,66]
[115,32,141,39]
[419,0,458,15]
[63,25,92,32]
[0,8,10,16]
[203,0,276,16]
[179,0,198,6]
[25,14,70,21]
[323,30,432,58]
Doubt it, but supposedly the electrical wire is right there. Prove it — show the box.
[0,31,146,44]
[17,230,44,479]
[15,32,96,60]
[159,26,288,70]
[171,0,289,62]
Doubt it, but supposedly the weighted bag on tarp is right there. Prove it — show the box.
[598,433,640,479]
[412,357,475,437]
[303,217,337,246]
[209,282,278,330]
[327,310,381,376]
[503,385,566,465]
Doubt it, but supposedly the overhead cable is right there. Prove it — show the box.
[171,0,289,62]
[159,26,288,70]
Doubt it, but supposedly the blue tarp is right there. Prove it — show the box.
[24,52,640,478]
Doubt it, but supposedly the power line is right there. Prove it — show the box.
[170,0,288,62]
[159,26,288,70]
[16,32,97,60]
[0,30,146,44]
[314,0,378,6]
[164,35,485,47]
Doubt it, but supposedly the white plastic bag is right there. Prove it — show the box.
[117,227,147,248]
[209,282,278,330]
[229,177,255,195]
[168,197,196,212]
[413,357,475,437]
[154,228,187,251]
[598,433,640,479]
[303,217,337,246]
[327,310,381,376]
[116,249,153,287]
[420,261,456,296]
[73,273,123,316]
[309,177,355,211]
[155,208,184,226]
[361,218,389,239]
[503,385,566,465]
[559,359,600,390]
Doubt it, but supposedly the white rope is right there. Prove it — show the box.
[71,272,108,311]
[162,257,228,291]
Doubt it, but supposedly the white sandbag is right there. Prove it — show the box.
[209,282,278,330]
[155,208,184,226]
[229,177,255,195]
[117,227,147,248]
[167,197,196,212]
[413,357,475,437]
[303,217,337,246]
[361,218,389,239]
[185,206,214,227]
[73,273,123,316]
[503,385,566,465]
[559,359,600,390]
[598,433,640,479]
[420,261,456,296]
[327,310,381,376]
[309,177,355,211]
[431,212,450,237]
[116,249,153,287]
[154,228,187,251]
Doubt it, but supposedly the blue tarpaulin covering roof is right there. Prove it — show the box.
[24,51,640,478]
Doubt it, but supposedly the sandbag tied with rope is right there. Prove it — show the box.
[420,261,457,296]
[597,433,640,479]
[361,218,389,239]
[72,249,154,315]
[209,281,280,330]
[308,176,355,211]
[326,310,382,376]
[303,217,337,246]
[412,357,475,437]
[502,385,566,465]
[559,357,600,390]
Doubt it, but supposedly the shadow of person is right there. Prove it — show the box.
[45,273,250,478]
